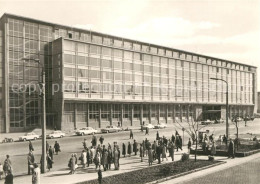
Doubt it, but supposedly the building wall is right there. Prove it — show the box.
[0,13,257,132]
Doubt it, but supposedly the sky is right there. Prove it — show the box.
[0,0,260,90]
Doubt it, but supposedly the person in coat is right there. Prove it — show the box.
[92,134,97,147]
[171,134,175,144]
[32,163,40,184]
[107,147,112,170]
[3,155,12,177]
[188,138,192,153]
[99,136,104,145]
[122,143,126,157]
[156,131,160,140]
[156,144,162,164]
[29,140,34,152]
[139,144,144,162]
[48,146,54,160]
[4,170,13,184]
[162,144,167,161]
[130,129,134,139]
[148,148,153,166]
[27,151,35,175]
[69,154,76,174]
[94,151,101,169]
[86,148,91,167]
[168,141,175,161]
[81,150,87,168]
[46,153,53,171]
[127,142,132,157]
[152,141,157,161]
[133,140,138,155]
[102,149,108,171]
[228,139,235,158]
[113,148,120,170]
[54,141,60,155]
[145,127,149,135]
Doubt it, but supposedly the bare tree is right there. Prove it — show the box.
[175,118,209,162]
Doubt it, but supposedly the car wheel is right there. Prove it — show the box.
[60,135,63,138]
[23,138,27,141]
[81,133,84,136]
[34,137,37,140]
[50,136,54,139]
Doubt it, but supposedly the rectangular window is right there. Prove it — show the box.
[102,71,113,80]
[114,39,122,47]
[150,47,157,54]
[166,50,172,57]
[161,57,168,65]
[134,64,143,72]
[124,51,132,59]
[114,49,123,58]
[115,72,122,81]
[142,45,149,52]
[64,68,75,77]
[64,54,75,64]
[78,68,88,78]
[158,48,165,55]
[144,65,152,73]
[89,70,100,79]
[124,62,132,70]
[114,61,122,69]
[102,47,112,56]
[92,35,102,44]
[134,53,141,60]
[77,56,86,65]
[89,57,100,67]
[135,75,142,83]
[103,37,112,45]
[123,41,132,49]
[133,43,141,51]
[153,66,160,73]
[125,73,133,82]
[102,59,112,68]
[90,45,101,54]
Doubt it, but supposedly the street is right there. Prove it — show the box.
[0,119,259,177]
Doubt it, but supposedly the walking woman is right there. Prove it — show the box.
[140,144,144,162]
[127,142,132,157]
[122,143,126,157]
[148,147,153,166]
[68,154,76,174]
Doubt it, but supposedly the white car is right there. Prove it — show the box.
[47,131,65,139]
[154,123,167,129]
[19,132,40,141]
[141,124,154,130]
[101,125,121,133]
[76,127,98,136]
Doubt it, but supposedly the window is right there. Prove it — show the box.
[161,57,168,66]
[77,56,86,65]
[124,62,132,70]
[102,59,112,68]
[134,64,143,72]
[64,54,75,64]
[134,53,141,60]
[153,66,159,73]
[114,61,122,69]
[124,51,132,59]
[92,35,102,44]
[102,71,113,80]
[90,45,101,54]
[150,47,157,54]
[89,70,100,79]
[103,37,112,45]
[144,65,152,73]
[102,47,112,56]
[114,73,122,81]
[125,73,133,82]
[89,57,100,67]
[133,43,141,51]
[123,41,132,49]
[78,69,88,78]
[64,40,76,51]
[158,48,165,55]
[114,49,123,58]
[142,45,149,52]
[166,50,172,57]
[114,39,122,47]
[64,68,75,77]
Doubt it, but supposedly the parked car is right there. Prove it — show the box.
[154,123,167,129]
[2,138,14,143]
[214,118,224,124]
[19,132,40,141]
[141,123,154,130]
[201,119,214,125]
[76,127,98,136]
[47,131,65,139]
[101,125,121,133]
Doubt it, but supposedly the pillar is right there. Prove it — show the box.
[110,104,113,125]
[74,103,77,129]
[86,103,89,127]
[140,104,143,125]
[131,104,134,126]
[149,104,152,124]
[158,104,160,124]
[121,104,123,126]
[166,104,168,124]
[98,104,101,128]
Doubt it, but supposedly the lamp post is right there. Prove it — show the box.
[210,77,229,139]
[22,58,46,173]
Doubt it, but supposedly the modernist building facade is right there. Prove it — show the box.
[0,13,257,132]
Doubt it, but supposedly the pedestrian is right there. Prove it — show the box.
[156,131,160,140]
[48,146,54,160]
[32,163,40,184]
[98,166,102,184]
[211,141,216,157]
[127,142,132,156]
[46,153,53,171]
[94,151,101,169]
[54,141,61,155]
[27,151,35,175]
[188,138,192,153]
[86,148,91,167]
[81,150,87,168]
[168,141,175,161]
[145,127,149,135]
[148,148,153,166]
[156,143,162,164]
[118,121,121,127]
[0,162,3,180]
[223,134,227,145]
[3,155,12,177]
[99,136,104,145]
[82,138,87,149]
[179,135,183,150]
[171,134,175,144]
[114,148,120,170]
[244,117,247,127]
[175,136,180,151]
[130,129,134,139]
[102,149,108,171]
[162,144,167,161]
[92,134,97,147]
[107,147,112,170]
[68,154,76,174]
[29,140,34,152]
[140,144,144,162]
[90,146,96,164]
[228,139,235,159]
[133,140,138,155]
[122,143,126,157]
[4,170,13,184]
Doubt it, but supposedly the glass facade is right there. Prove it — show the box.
[0,14,256,132]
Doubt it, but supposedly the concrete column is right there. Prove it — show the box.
[74,103,77,129]
[131,104,134,126]
[98,104,101,128]
[110,104,113,125]
[86,103,89,127]
[149,104,152,124]
[140,104,143,125]
[166,104,168,124]
[158,105,160,124]
[187,105,190,122]
[173,105,176,123]
[120,104,123,126]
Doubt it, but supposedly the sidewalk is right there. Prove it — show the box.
[11,148,189,184]
[160,151,260,184]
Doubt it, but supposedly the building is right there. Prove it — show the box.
[0,13,257,133]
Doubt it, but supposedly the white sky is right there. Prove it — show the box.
[1,0,260,90]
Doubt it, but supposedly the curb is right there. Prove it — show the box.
[146,161,226,184]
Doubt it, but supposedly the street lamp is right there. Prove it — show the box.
[210,77,229,139]
[22,58,46,173]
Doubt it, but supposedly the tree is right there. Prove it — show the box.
[232,115,240,151]
[175,117,209,162]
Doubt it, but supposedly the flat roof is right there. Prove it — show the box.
[1,13,257,69]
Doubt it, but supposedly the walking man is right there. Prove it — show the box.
[27,151,35,175]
